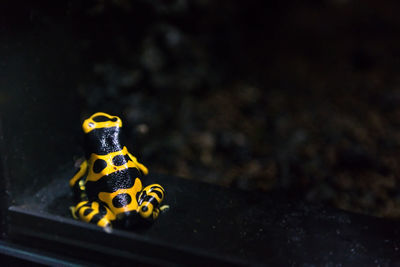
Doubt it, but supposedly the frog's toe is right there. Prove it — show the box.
[159,205,170,212]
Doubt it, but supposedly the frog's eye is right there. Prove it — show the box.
[88,122,95,128]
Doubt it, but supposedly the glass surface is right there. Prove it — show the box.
[0,11,84,203]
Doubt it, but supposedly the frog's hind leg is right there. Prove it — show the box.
[138,184,166,220]
[71,201,116,228]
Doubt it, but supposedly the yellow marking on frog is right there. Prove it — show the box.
[159,205,170,212]
[79,179,86,191]
[128,151,148,175]
[70,206,78,219]
[78,201,98,221]
[140,203,155,219]
[142,184,164,202]
[86,146,146,182]
[98,178,143,215]
[69,160,88,187]
[82,112,122,134]
[138,184,165,219]
[72,201,116,226]
[98,217,112,228]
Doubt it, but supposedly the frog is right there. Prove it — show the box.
[69,112,166,229]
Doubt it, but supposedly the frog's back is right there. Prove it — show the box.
[82,112,144,213]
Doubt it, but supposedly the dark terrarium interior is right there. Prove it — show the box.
[68,0,400,218]
[4,0,400,218]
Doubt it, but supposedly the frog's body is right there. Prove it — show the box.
[70,112,165,228]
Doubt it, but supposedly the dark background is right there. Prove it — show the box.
[3,0,400,218]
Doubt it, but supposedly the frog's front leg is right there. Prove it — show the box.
[138,184,165,220]
[71,200,116,228]
[127,151,149,175]
[69,160,88,201]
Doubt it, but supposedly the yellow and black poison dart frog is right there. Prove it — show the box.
[69,112,166,229]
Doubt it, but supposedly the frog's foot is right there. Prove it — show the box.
[159,205,170,212]
[138,184,166,220]
[72,201,116,228]
[70,206,78,219]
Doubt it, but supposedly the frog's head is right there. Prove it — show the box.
[82,112,123,158]
[82,112,122,134]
